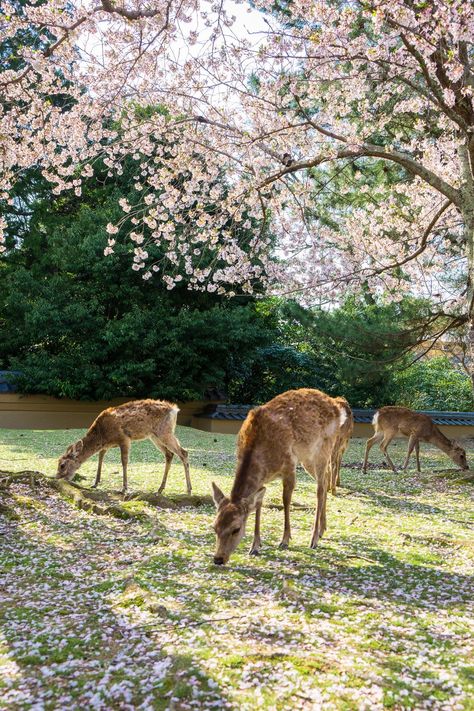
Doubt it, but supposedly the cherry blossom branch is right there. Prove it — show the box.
[0,0,173,89]
[399,34,469,132]
[370,199,453,275]
[98,0,172,21]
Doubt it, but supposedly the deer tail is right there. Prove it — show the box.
[339,408,347,427]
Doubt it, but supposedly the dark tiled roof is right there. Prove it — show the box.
[415,411,474,426]
[196,404,474,426]
[199,404,251,420]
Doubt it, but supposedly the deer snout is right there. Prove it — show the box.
[213,556,225,565]
[57,471,72,481]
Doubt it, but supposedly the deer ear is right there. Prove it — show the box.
[211,482,227,508]
[71,440,84,458]
[244,487,266,513]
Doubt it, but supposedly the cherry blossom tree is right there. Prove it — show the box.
[1,1,474,377]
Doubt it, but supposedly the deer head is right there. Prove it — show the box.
[56,440,84,481]
[450,442,469,471]
[211,482,265,565]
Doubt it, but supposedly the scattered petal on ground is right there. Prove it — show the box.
[0,428,473,709]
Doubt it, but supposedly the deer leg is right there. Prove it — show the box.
[159,433,191,494]
[335,451,342,488]
[363,432,383,472]
[249,501,263,556]
[402,435,417,470]
[119,441,130,495]
[279,471,295,549]
[310,458,329,549]
[157,449,174,495]
[92,449,106,488]
[310,479,328,549]
[328,454,335,495]
[150,437,174,494]
[415,441,421,473]
[331,451,341,495]
[380,434,397,472]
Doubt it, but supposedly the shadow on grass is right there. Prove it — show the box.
[343,488,446,516]
[2,468,473,708]
[224,538,474,611]
[0,499,233,710]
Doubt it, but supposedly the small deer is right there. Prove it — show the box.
[363,406,469,473]
[329,396,354,494]
[57,399,191,494]
[211,388,347,565]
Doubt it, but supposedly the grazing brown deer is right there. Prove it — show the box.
[330,396,354,494]
[211,388,347,565]
[363,406,469,473]
[57,399,191,494]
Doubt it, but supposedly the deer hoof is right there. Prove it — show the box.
[278,541,289,550]
[249,548,261,556]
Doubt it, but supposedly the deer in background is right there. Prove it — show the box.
[330,396,354,495]
[211,388,347,565]
[363,406,469,474]
[57,399,191,495]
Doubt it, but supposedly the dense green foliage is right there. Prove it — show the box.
[0,169,274,400]
[228,297,460,408]
[394,356,474,412]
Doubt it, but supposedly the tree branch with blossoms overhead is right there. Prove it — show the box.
[2,0,474,375]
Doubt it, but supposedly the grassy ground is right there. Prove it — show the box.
[0,426,473,710]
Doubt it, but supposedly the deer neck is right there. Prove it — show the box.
[78,430,103,464]
[428,428,454,456]
[230,449,264,503]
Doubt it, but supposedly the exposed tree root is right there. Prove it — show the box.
[0,470,213,520]
[0,470,44,486]
[128,492,213,508]
[452,473,474,484]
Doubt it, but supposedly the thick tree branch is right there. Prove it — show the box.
[257,145,462,207]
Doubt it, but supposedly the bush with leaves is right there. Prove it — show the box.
[393,357,473,412]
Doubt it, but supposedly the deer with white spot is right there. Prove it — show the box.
[211,388,347,565]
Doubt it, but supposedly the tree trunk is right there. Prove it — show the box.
[465,206,474,391]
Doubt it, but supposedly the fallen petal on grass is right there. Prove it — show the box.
[0,427,473,709]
